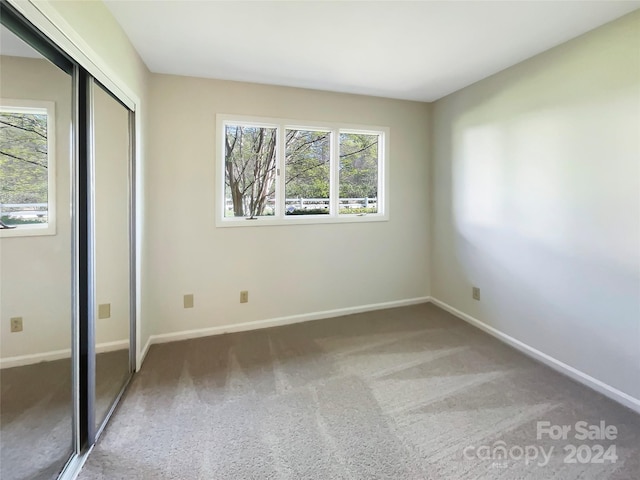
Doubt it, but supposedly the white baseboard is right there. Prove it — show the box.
[95,340,129,355]
[139,296,431,364]
[429,297,640,415]
[0,348,71,369]
[0,339,129,369]
[139,334,153,370]
[4,297,428,370]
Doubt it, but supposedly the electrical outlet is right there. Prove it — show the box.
[472,287,481,301]
[184,294,194,308]
[10,317,23,333]
[240,290,249,303]
[98,303,111,319]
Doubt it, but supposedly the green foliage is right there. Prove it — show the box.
[285,129,330,199]
[339,133,378,199]
[0,112,48,204]
[224,125,380,217]
[339,207,377,215]
[285,208,329,216]
[1,214,45,225]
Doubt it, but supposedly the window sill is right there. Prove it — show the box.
[0,224,56,238]
[216,214,388,228]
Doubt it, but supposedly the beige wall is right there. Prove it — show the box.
[430,12,640,399]
[94,83,131,346]
[0,55,73,359]
[147,75,431,336]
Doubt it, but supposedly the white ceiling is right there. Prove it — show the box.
[105,0,640,102]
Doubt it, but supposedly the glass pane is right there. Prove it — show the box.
[92,82,131,431]
[285,129,330,215]
[0,24,74,480]
[0,109,49,227]
[224,124,277,217]
[339,132,379,214]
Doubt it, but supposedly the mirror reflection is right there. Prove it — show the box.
[0,25,74,480]
[92,81,132,430]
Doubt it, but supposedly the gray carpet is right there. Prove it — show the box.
[0,358,73,480]
[0,349,130,480]
[78,304,640,479]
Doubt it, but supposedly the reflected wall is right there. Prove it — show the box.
[0,29,74,480]
[92,81,132,430]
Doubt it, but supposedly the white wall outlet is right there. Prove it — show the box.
[10,317,23,333]
[240,291,249,303]
[98,303,111,319]
[184,294,194,308]
[472,287,481,301]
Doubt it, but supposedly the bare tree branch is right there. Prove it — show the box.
[0,119,47,139]
[339,140,377,160]
[0,150,47,169]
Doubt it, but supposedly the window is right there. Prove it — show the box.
[285,128,331,216]
[0,99,56,236]
[339,132,380,215]
[218,115,387,226]
[224,123,277,218]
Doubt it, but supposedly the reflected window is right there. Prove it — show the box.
[0,99,55,235]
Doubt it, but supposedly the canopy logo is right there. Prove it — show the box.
[463,441,554,467]
[463,420,618,468]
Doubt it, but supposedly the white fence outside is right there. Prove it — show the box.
[225,197,377,214]
[4,198,377,220]
[1,203,48,221]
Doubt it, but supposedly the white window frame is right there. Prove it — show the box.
[0,98,56,237]
[216,114,389,227]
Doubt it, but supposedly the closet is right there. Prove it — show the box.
[0,3,136,479]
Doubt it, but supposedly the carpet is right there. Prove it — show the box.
[0,349,130,480]
[77,304,640,479]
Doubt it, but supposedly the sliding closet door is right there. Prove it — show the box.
[90,79,133,433]
[0,23,75,480]
[1,4,137,477]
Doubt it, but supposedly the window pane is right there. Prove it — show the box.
[224,124,277,217]
[339,132,379,214]
[0,110,49,226]
[285,129,330,215]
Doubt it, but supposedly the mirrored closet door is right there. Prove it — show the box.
[0,3,136,479]
[91,79,134,433]
[0,22,75,480]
